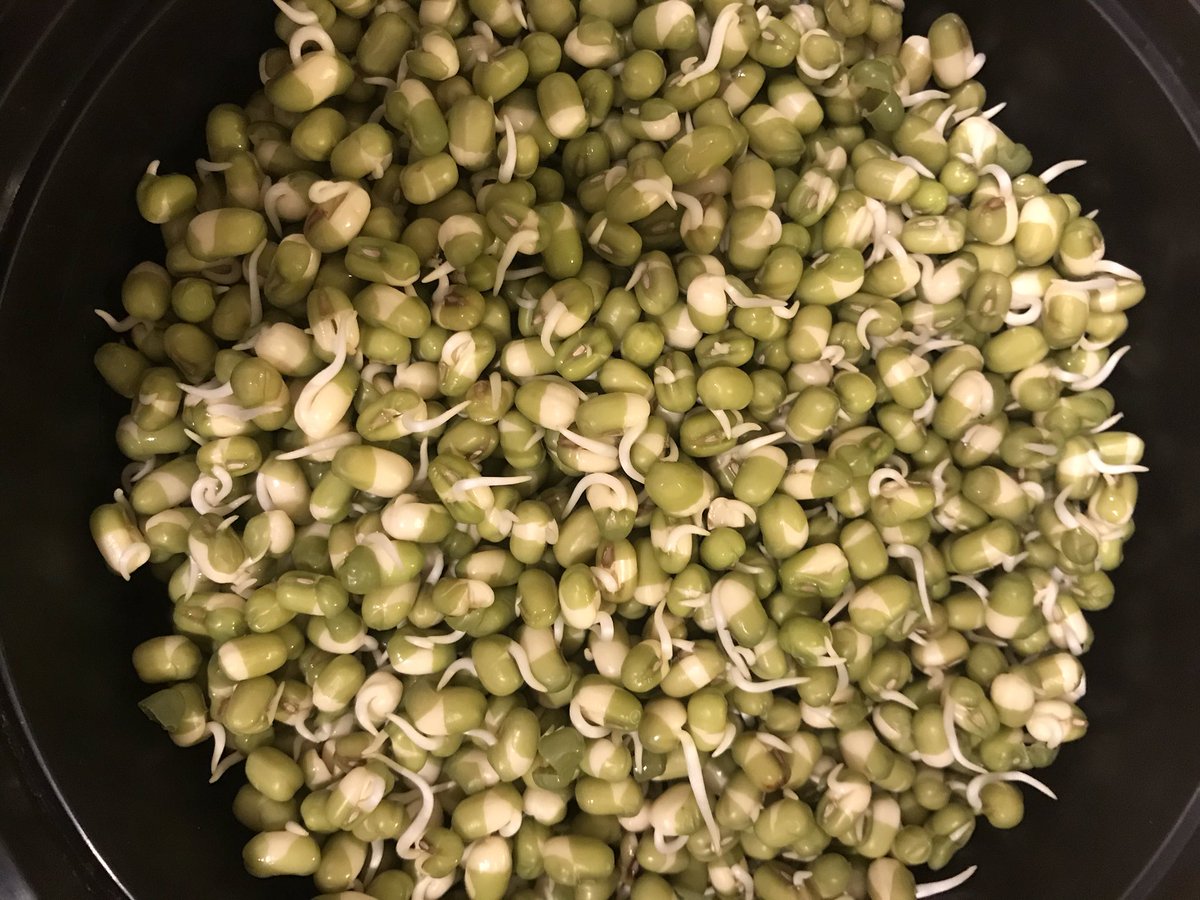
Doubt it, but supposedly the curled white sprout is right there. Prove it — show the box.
[120,458,156,492]
[855,308,882,352]
[867,467,908,497]
[288,24,335,64]
[652,830,689,854]
[1005,293,1042,327]
[272,0,319,25]
[568,694,612,739]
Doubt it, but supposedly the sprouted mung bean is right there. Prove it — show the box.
[91,0,1147,897]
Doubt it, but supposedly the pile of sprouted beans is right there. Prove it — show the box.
[90,0,1148,897]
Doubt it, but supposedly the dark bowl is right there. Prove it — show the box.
[1,0,1198,897]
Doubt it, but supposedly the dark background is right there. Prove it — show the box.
[2,0,1199,897]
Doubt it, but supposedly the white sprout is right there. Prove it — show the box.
[121,458,156,491]
[730,863,755,900]
[406,630,465,647]
[879,689,919,710]
[822,587,854,624]
[867,467,908,497]
[245,239,267,328]
[916,866,979,898]
[493,228,539,292]
[913,392,938,425]
[673,191,706,232]
[274,431,360,461]
[94,309,142,332]
[652,830,689,854]
[678,732,723,851]
[559,427,620,459]
[1092,259,1142,281]
[1005,293,1042,327]
[855,308,882,352]
[385,714,442,752]
[660,524,710,555]
[449,474,532,496]
[950,575,990,603]
[965,771,1058,811]
[1063,345,1131,392]
[288,24,335,65]
[506,641,550,691]
[195,158,232,175]
[724,667,808,693]
[292,311,353,438]
[1086,449,1148,476]
[651,600,674,672]
[422,259,457,285]
[369,753,437,853]
[979,164,1019,245]
[902,89,949,107]
[436,657,478,690]
[1053,488,1082,531]
[272,0,319,25]
[568,694,612,739]
[677,3,743,86]
[463,729,497,747]
[498,115,518,184]
[402,399,471,434]
[1090,412,1125,434]
[942,699,987,774]
[363,838,385,886]
[1039,159,1087,184]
